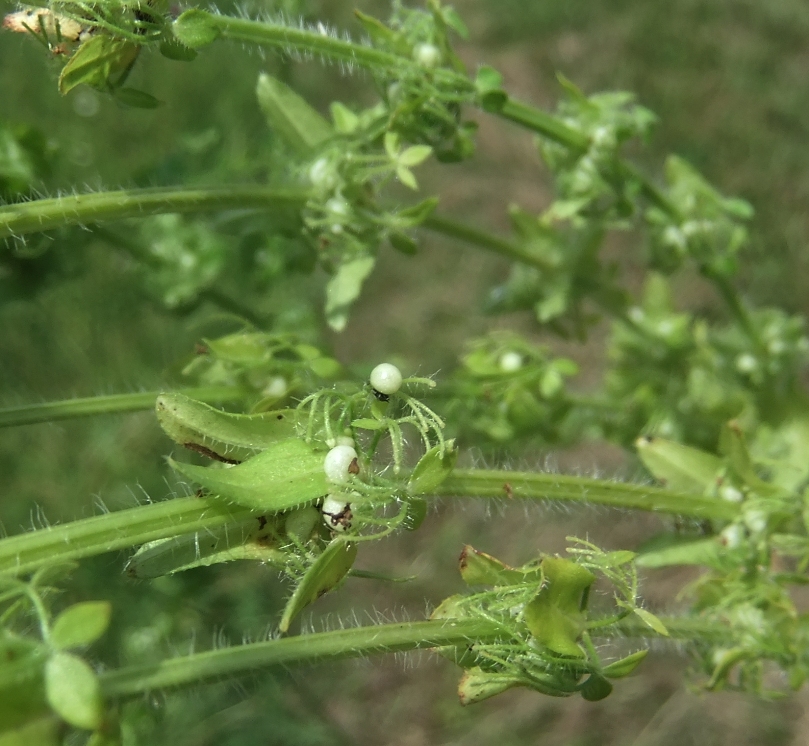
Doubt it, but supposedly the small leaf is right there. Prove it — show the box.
[50,602,111,651]
[113,88,161,109]
[383,131,399,159]
[353,10,401,50]
[325,255,376,332]
[172,9,220,49]
[458,545,537,586]
[601,650,648,679]
[0,717,59,746]
[635,535,722,569]
[579,673,613,701]
[156,393,297,462]
[458,667,525,705]
[279,540,358,632]
[403,498,427,531]
[330,102,358,134]
[351,418,385,431]
[396,165,418,190]
[389,232,418,255]
[408,442,457,495]
[257,73,333,153]
[635,436,721,493]
[169,438,327,512]
[58,36,140,95]
[159,38,197,61]
[45,652,102,731]
[632,607,669,636]
[0,634,49,732]
[398,145,433,167]
[396,197,439,224]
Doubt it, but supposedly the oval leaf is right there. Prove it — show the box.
[169,437,327,512]
[172,9,220,49]
[407,441,457,495]
[602,649,648,679]
[50,602,111,651]
[279,540,358,632]
[635,436,721,493]
[45,652,102,731]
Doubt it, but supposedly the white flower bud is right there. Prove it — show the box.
[370,363,403,396]
[498,351,523,373]
[413,43,441,68]
[720,485,744,503]
[308,158,338,190]
[323,445,358,484]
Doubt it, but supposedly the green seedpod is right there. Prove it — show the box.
[58,36,140,95]
[256,73,333,154]
[408,441,457,495]
[458,667,525,705]
[50,602,111,651]
[44,652,103,731]
[522,557,595,658]
[458,545,539,587]
[125,517,286,579]
[635,435,721,493]
[279,540,358,633]
[601,650,648,679]
[156,393,297,462]
[169,437,326,511]
[172,9,220,49]
[0,634,49,732]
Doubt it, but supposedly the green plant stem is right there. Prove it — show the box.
[0,387,243,428]
[0,186,308,240]
[99,619,502,697]
[436,469,740,520]
[98,614,724,699]
[0,497,254,577]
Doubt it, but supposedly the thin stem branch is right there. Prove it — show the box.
[0,497,255,577]
[99,619,503,697]
[436,469,740,521]
[0,387,243,428]
[0,186,308,240]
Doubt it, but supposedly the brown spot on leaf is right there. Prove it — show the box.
[183,442,241,465]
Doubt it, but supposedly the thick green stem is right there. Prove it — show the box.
[0,186,307,240]
[0,497,254,577]
[99,619,502,697]
[0,387,243,428]
[437,470,740,521]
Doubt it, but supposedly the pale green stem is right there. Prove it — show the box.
[99,619,502,697]
[436,470,740,521]
[0,497,255,577]
[98,614,723,699]
[0,186,308,240]
[0,387,244,428]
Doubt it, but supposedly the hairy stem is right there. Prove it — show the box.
[436,469,740,521]
[0,387,243,428]
[0,186,307,240]
[0,497,254,577]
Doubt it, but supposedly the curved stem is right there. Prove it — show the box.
[436,469,740,521]
[0,497,254,577]
[0,387,244,428]
[0,186,308,240]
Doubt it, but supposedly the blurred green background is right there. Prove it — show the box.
[2,0,809,743]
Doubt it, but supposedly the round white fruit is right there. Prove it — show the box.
[370,363,403,395]
[323,444,358,484]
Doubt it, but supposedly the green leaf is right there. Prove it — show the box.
[256,73,333,154]
[601,650,648,679]
[408,442,457,495]
[402,498,427,531]
[159,38,197,61]
[0,717,59,746]
[396,165,418,190]
[522,557,595,658]
[635,535,721,569]
[113,88,161,109]
[632,607,669,636]
[330,102,359,134]
[398,145,433,168]
[475,65,508,111]
[635,436,721,493]
[50,602,111,651]
[58,36,140,95]
[396,197,439,225]
[325,256,376,332]
[458,667,525,705]
[579,673,613,701]
[458,545,538,586]
[351,418,385,430]
[44,652,102,731]
[389,232,418,255]
[169,438,327,512]
[172,9,221,49]
[125,517,288,579]
[156,393,297,463]
[0,634,49,732]
[279,540,358,632]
